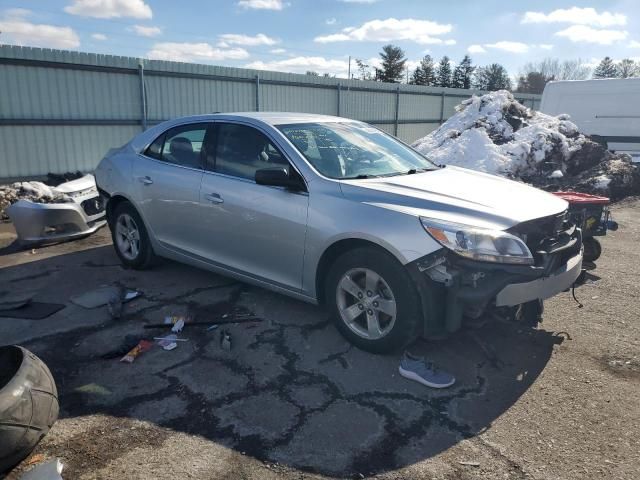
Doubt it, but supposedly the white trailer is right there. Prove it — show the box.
[540,78,640,161]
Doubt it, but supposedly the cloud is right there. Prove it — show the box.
[339,0,381,3]
[555,25,628,45]
[314,17,453,45]
[522,7,626,27]
[218,33,278,46]
[269,48,287,54]
[246,56,349,76]
[237,0,285,10]
[130,24,161,37]
[91,33,107,40]
[326,18,337,25]
[538,44,554,50]
[467,44,486,54]
[147,42,249,62]
[629,40,640,48]
[484,41,529,53]
[0,9,80,49]
[65,0,152,19]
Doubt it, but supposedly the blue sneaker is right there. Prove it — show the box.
[399,352,455,389]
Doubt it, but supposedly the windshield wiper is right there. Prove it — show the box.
[404,167,433,175]
[343,174,379,179]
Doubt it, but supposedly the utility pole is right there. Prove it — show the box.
[348,56,351,80]
[406,65,409,84]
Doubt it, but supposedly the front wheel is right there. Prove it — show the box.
[110,201,156,269]
[325,247,422,353]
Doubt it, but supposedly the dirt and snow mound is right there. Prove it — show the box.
[412,90,640,200]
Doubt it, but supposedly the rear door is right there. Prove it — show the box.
[196,122,309,291]
[133,122,213,255]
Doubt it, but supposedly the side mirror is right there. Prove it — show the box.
[255,167,305,191]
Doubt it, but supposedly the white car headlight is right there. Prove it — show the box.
[420,218,534,265]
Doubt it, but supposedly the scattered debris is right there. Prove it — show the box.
[120,340,153,363]
[221,330,232,351]
[412,90,640,200]
[144,315,261,330]
[71,285,141,312]
[20,458,63,480]
[458,461,480,467]
[99,335,141,360]
[154,334,188,351]
[23,454,46,468]
[171,318,185,333]
[398,352,455,389]
[74,383,112,396]
[0,302,65,320]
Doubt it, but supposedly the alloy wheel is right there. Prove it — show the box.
[336,267,397,340]
[115,213,141,261]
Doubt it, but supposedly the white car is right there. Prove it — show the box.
[96,113,583,353]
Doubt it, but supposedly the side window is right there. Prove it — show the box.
[145,134,165,160]
[214,123,288,180]
[147,124,209,169]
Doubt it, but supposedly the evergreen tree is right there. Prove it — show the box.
[617,58,639,78]
[474,63,512,91]
[435,56,452,87]
[378,44,406,83]
[410,55,436,86]
[593,57,618,78]
[451,55,475,89]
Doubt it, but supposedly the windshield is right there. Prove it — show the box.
[277,122,437,179]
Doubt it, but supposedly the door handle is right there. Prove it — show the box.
[204,192,224,204]
[138,176,153,185]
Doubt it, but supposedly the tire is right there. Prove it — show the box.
[0,346,59,473]
[325,247,422,354]
[110,201,156,269]
[583,237,602,263]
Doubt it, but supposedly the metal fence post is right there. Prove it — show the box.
[255,75,260,112]
[394,85,400,136]
[337,83,341,117]
[439,91,445,125]
[138,63,147,130]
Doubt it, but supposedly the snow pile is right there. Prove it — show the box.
[412,90,640,200]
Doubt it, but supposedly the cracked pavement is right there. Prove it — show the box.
[1,199,639,479]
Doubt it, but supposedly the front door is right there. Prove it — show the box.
[197,122,308,291]
[132,122,212,255]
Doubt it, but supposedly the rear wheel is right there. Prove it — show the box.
[325,247,422,353]
[110,201,156,269]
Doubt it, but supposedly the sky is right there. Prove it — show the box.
[1,0,639,80]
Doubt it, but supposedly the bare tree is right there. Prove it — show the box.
[354,58,373,81]
[617,58,639,78]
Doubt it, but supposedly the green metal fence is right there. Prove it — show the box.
[0,45,541,180]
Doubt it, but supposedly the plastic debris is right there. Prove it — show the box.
[120,340,153,363]
[171,319,185,333]
[154,334,188,351]
[20,458,63,480]
[221,330,232,351]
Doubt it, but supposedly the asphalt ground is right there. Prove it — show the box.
[1,198,638,479]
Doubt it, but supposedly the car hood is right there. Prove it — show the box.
[339,166,568,230]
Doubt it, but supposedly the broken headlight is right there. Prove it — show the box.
[420,218,534,265]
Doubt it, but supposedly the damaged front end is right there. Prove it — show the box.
[408,211,584,337]
[6,175,107,245]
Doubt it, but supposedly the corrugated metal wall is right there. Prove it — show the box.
[0,45,541,180]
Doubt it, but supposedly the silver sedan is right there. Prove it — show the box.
[96,113,583,353]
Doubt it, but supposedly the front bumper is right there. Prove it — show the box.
[6,196,106,244]
[408,225,584,337]
[495,249,582,306]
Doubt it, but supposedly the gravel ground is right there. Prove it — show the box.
[0,199,638,480]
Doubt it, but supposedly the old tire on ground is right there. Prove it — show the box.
[583,237,602,263]
[325,247,422,354]
[0,346,59,473]
[110,201,156,269]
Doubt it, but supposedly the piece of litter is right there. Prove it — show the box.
[221,330,232,351]
[120,340,153,363]
[124,290,142,301]
[164,314,189,325]
[20,458,63,480]
[171,319,185,333]
[23,454,46,467]
[398,352,455,389]
[458,461,480,467]
[207,324,219,331]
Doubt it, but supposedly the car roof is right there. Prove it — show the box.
[169,112,359,126]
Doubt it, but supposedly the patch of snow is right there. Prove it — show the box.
[593,175,611,190]
[549,170,564,178]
